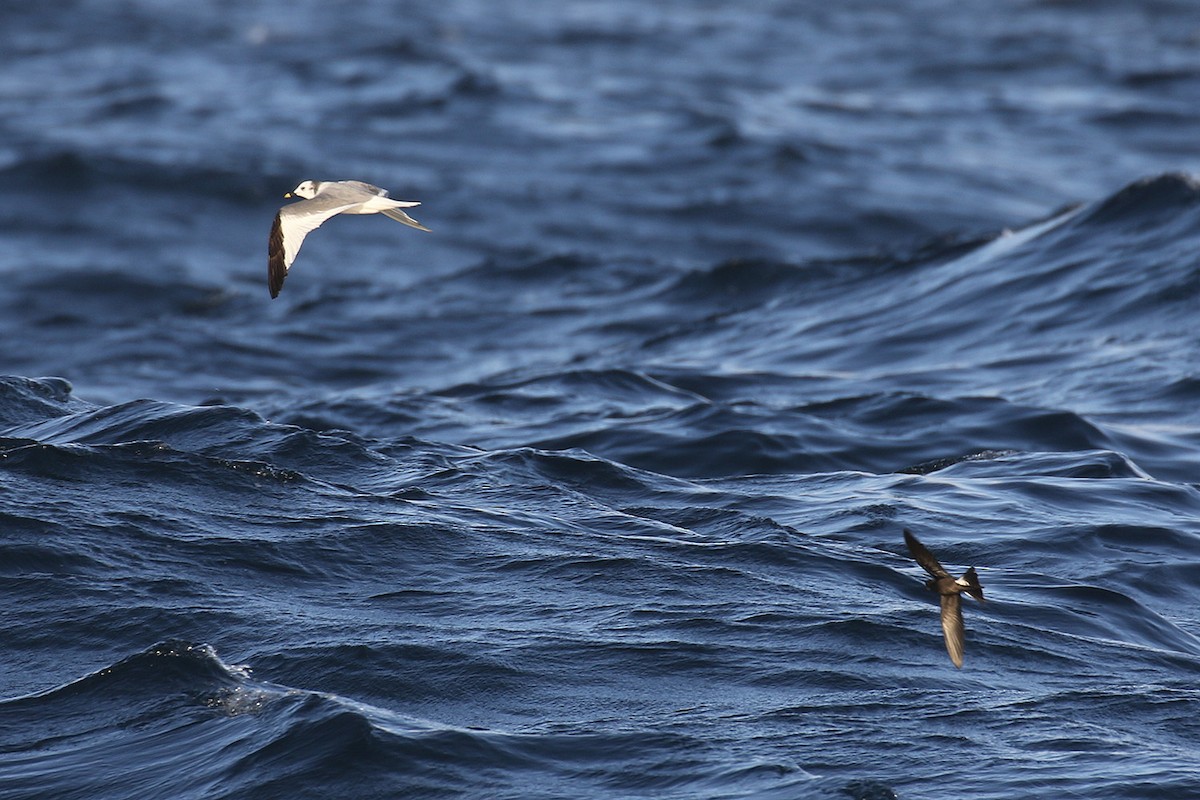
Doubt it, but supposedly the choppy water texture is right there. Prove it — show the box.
[2,2,1200,798]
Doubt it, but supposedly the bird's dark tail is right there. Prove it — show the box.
[961,567,985,602]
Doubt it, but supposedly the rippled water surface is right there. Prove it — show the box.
[3,2,1200,798]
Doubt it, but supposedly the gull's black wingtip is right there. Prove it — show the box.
[267,213,286,299]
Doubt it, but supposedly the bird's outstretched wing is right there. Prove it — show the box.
[939,593,965,668]
[381,206,431,231]
[267,197,360,298]
[903,528,951,579]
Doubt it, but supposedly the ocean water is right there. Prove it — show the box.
[2,2,1200,798]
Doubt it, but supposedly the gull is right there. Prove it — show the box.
[267,179,430,298]
[903,529,985,668]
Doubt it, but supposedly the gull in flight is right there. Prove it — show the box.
[267,179,430,298]
[903,529,985,668]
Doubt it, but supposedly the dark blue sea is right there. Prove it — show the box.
[3,2,1200,798]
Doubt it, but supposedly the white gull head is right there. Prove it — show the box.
[285,180,321,199]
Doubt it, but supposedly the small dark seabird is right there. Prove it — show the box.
[903,528,985,668]
[267,179,430,298]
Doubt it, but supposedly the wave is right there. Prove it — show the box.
[406,382,1158,479]
[0,376,83,428]
[642,172,1200,343]
[0,149,289,207]
[0,641,878,800]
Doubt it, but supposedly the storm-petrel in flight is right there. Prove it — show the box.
[903,528,985,668]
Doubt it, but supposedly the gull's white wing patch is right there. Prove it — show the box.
[267,197,360,298]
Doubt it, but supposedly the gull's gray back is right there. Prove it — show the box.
[336,180,389,198]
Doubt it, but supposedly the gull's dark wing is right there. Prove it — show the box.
[939,593,965,668]
[903,529,951,579]
[268,213,287,298]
